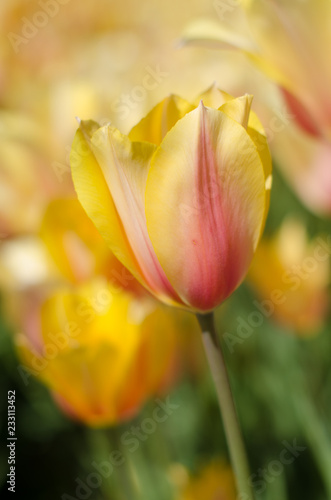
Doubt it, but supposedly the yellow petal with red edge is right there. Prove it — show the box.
[74,122,182,306]
[129,95,194,145]
[146,101,266,312]
[70,124,143,287]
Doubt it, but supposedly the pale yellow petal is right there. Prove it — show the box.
[70,127,142,284]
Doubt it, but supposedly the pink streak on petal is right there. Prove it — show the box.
[186,103,253,310]
[281,88,321,138]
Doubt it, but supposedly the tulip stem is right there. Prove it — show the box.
[197,312,255,500]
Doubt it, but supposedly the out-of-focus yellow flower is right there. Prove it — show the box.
[16,279,181,427]
[183,1,331,215]
[70,86,271,312]
[176,460,236,500]
[40,198,110,283]
[40,198,144,297]
[266,120,331,215]
[248,219,330,335]
[0,112,69,237]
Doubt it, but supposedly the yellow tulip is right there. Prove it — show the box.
[248,218,330,335]
[16,279,180,427]
[176,460,236,500]
[70,86,271,312]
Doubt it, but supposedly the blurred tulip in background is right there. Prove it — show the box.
[16,279,186,426]
[248,218,330,335]
[183,0,331,215]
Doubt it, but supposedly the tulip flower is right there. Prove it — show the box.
[70,86,271,313]
[248,218,330,336]
[182,1,331,214]
[16,279,181,427]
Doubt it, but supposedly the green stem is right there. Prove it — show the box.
[197,312,255,500]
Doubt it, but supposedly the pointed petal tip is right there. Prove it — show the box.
[244,93,254,103]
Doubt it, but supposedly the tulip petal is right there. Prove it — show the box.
[247,126,272,224]
[181,17,286,89]
[146,103,266,311]
[244,0,331,96]
[220,94,253,129]
[181,18,256,52]
[220,99,272,233]
[39,283,143,425]
[71,122,183,300]
[71,126,144,283]
[81,124,182,305]
[211,0,331,134]
[197,86,256,131]
[117,305,176,415]
[129,95,194,145]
